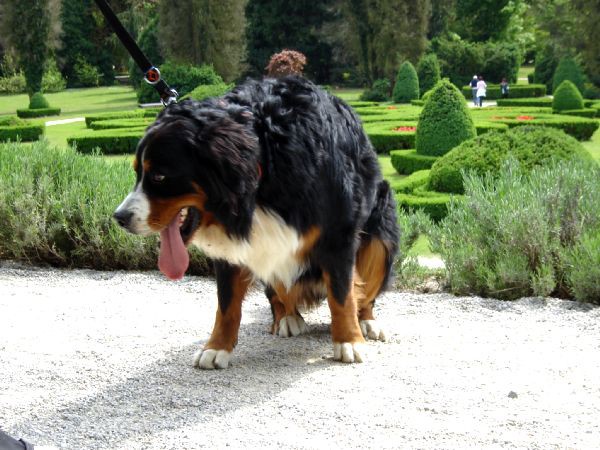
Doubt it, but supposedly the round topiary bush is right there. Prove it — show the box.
[552,56,586,94]
[360,79,391,102]
[428,126,594,194]
[29,92,50,109]
[417,53,440,96]
[392,61,419,103]
[415,79,476,157]
[553,80,584,111]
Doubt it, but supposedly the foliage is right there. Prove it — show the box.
[87,118,152,131]
[29,92,50,109]
[433,38,521,87]
[0,72,26,95]
[496,98,552,108]
[41,59,67,93]
[67,129,144,154]
[563,229,600,304]
[461,84,547,100]
[416,79,476,157]
[158,0,247,82]
[388,169,430,193]
[416,54,440,96]
[0,59,66,94]
[396,191,453,222]
[552,57,586,94]
[16,108,61,118]
[72,57,101,88]
[453,0,513,41]
[0,140,211,273]
[430,159,600,301]
[58,0,115,86]
[553,80,584,112]
[186,83,234,101]
[0,123,45,142]
[532,45,558,92]
[128,15,163,91]
[3,0,50,96]
[363,120,416,153]
[392,61,419,104]
[428,126,593,194]
[84,109,160,128]
[359,79,391,102]
[136,62,223,104]
[265,50,307,77]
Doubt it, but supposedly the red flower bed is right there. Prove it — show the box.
[516,115,535,121]
[387,106,398,110]
[393,126,416,132]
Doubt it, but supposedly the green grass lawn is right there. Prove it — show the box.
[0,85,139,118]
[333,88,363,102]
[582,128,600,163]
[517,66,534,84]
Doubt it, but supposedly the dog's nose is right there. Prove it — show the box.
[113,209,133,229]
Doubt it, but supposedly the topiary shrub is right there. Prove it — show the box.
[552,57,586,94]
[136,62,223,104]
[392,61,419,103]
[29,92,50,109]
[417,54,440,96]
[416,79,476,157]
[428,126,593,194]
[360,79,391,102]
[553,80,584,112]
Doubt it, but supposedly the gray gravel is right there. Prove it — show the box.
[1,262,599,449]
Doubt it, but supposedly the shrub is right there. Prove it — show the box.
[552,57,586,94]
[185,83,234,101]
[496,97,552,107]
[461,84,546,99]
[486,112,598,141]
[88,118,152,131]
[388,169,430,193]
[0,61,66,95]
[0,141,210,273]
[360,79,391,102]
[583,83,600,100]
[41,59,67,93]
[0,72,26,94]
[16,108,61,118]
[137,62,223,104]
[429,126,593,194]
[417,54,440,96]
[552,80,584,112]
[68,129,144,154]
[392,61,419,103]
[429,159,600,301]
[265,49,307,77]
[73,57,101,87]
[533,45,558,92]
[390,150,437,175]
[0,124,44,142]
[128,16,163,91]
[396,191,453,222]
[556,109,597,118]
[29,92,50,109]
[563,230,600,304]
[85,109,160,128]
[364,121,416,153]
[416,79,476,157]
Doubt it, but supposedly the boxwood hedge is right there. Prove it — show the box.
[16,107,61,118]
[364,122,416,153]
[461,84,546,99]
[88,118,153,130]
[390,150,437,174]
[0,123,45,142]
[68,129,145,154]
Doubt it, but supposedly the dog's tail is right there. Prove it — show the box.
[357,180,400,297]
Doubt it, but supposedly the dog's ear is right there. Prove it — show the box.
[194,116,260,238]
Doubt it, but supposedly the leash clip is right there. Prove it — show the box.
[144,66,162,85]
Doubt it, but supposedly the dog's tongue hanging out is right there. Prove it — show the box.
[158,212,189,280]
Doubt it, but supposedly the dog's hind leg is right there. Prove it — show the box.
[193,262,252,369]
[266,283,308,338]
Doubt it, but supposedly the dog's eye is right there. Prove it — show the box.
[151,173,166,183]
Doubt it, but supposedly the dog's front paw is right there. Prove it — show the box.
[276,314,308,338]
[333,342,366,363]
[192,348,232,369]
[360,319,387,341]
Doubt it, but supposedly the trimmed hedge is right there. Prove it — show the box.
[416,79,476,157]
[68,129,144,154]
[388,169,430,193]
[552,80,584,112]
[428,126,594,194]
[475,122,509,134]
[0,124,45,142]
[392,61,419,103]
[85,109,160,128]
[88,118,153,130]
[390,149,437,175]
[364,122,416,153]
[348,101,380,108]
[16,107,61,118]
[357,106,422,123]
[461,84,546,100]
[496,97,552,107]
[555,109,597,118]
[184,83,233,101]
[396,191,454,222]
[495,114,598,141]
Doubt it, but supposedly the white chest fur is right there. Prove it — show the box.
[192,208,306,288]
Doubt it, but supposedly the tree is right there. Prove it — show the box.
[552,80,584,111]
[417,53,441,95]
[552,57,586,94]
[428,0,455,39]
[453,0,514,41]
[3,0,49,97]
[392,61,419,103]
[246,0,333,83]
[158,0,247,82]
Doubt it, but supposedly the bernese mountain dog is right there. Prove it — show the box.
[113,76,399,369]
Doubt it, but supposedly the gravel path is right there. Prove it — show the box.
[1,262,599,449]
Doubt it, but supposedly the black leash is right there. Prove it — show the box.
[93,0,178,106]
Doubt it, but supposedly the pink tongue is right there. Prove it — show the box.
[158,212,190,280]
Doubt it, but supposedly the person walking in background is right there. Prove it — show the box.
[476,76,487,107]
[470,75,478,106]
[500,78,510,98]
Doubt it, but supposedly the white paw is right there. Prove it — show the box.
[192,348,232,369]
[360,319,387,341]
[333,342,366,363]
[277,314,308,338]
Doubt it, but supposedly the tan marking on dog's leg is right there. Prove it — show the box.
[270,283,308,337]
[323,271,366,363]
[194,269,251,369]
